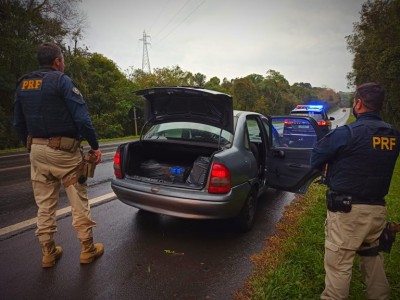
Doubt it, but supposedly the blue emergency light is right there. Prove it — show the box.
[307,105,324,111]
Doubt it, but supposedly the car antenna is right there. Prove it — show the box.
[139,118,153,143]
[218,128,223,149]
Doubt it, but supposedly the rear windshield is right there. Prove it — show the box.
[144,122,233,145]
[290,111,324,121]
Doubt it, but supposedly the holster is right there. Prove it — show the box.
[78,151,98,184]
[357,223,397,256]
[326,190,352,213]
[379,223,396,253]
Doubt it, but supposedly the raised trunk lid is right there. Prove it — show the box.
[135,87,234,134]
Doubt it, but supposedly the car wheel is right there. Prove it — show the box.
[234,190,258,233]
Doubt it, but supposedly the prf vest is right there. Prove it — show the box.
[327,119,400,200]
[15,69,78,138]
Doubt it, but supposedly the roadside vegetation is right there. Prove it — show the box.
[236,114,400,299]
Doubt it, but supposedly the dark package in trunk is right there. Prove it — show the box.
[186,156,210,185]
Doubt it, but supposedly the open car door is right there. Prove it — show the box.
[266,116,326,194]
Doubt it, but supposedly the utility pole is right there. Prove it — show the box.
[140,31,151,73]
[133,107,138,136]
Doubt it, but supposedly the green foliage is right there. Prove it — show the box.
[232,77,258,111]
[132,65,194,88]
[346,0,400,128]
[193,72,206,87]
[66,52,138,138]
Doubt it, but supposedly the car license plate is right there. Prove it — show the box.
[298,125,309,129]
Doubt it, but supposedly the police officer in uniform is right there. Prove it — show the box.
[13,42,104,268]
[311,82,399,299]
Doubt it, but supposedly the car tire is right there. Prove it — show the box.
[234,190,258,233]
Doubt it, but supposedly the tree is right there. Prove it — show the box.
[262,70,291,114]
[66,52,137,138]
[346,0,400,127]
[220,77,233,95]
[0,0,85,149]
[232,77,258,111]
[313,87,340,110]
[205,76,220,90]
[132,66,193,88]
[253,95,270,116]
[291,82,314,100]
[192,72,206,87]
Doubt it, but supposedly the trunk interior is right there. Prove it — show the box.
[124,140,219,187]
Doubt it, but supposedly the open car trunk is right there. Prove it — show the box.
[124,140,219,187]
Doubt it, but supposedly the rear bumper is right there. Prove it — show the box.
[111,178,251,219]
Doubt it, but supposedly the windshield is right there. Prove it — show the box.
[144,122,233,146]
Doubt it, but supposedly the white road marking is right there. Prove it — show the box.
[0,192,116,236]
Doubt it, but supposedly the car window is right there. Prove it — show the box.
[246,119,262,143]
[144,122,233,145]
[271,117,318,148]
[261,118,277,148]
[290,111,324,121]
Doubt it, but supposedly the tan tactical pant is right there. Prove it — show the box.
[321,204,389,300]
[30,144,96,244]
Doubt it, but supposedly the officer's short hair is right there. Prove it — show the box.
[355,82,385,111]
[37,42,63,66]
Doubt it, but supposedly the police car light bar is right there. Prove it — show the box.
[295,104,324,111]
[308,105,324,110]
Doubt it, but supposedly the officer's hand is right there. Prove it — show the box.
[91,148,102,164]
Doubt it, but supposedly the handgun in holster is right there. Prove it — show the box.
[78,150,98,184]
[379,222,398,253]
[357,222,399,256]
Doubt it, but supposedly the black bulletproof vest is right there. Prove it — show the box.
[15,70,78,138]
[327,120,400,200]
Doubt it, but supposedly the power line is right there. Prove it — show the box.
[154,0,206,46]
[149,0,172,33]
[152,0,194,40]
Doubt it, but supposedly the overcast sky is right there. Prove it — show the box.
[79,0,366,92]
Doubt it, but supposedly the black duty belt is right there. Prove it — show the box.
[330,190,385,206]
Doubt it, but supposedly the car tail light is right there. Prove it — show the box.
[317,120,330,126]
[284,120,293,125]
[113,151,123,179]
[208,163,231,194]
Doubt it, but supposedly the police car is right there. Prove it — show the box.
[289,104,334,135]
[280,104,334,147]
